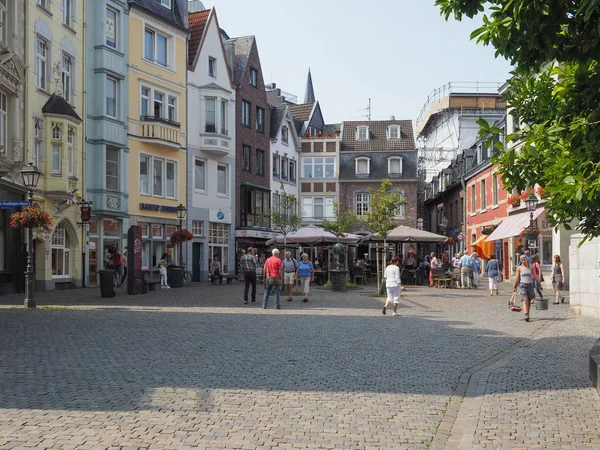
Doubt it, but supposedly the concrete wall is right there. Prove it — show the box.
[569,234,600,319]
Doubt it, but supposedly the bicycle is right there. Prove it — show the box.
[179,263,193,286]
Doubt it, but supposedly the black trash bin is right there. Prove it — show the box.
[168,267,183,288]
[98,270,116,298]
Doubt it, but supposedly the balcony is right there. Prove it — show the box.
[137,115,181,148]
[200,125,231,155]
[141,115,180,128]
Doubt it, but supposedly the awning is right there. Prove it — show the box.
[241,180,270,191]
[471,235,494,259]
[485,207,545,242]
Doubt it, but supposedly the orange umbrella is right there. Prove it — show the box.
[471,235,494,259]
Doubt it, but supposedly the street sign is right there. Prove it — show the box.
[0,200,29,209]
[457,233,463,241]
[527,240,537,249]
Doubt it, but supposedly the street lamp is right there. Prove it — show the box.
[175,203,187,266]
[524,193,538,228]
[21,163,42,309]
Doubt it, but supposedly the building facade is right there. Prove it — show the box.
[187,4,236,281]
[85,0,130,286]
[126,0,188,270]
[26,0,86,291]
[0,0,26,294]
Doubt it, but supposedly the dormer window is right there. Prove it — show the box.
[387,125,401,139]
[388,157,403,175]
[355,157,370,175]
[160,0,171,8]
[281,126,289,145]
[356,126,369,140]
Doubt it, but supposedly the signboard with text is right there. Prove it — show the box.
[127,225,143,295]
[0,200,29,209]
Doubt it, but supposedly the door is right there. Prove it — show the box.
[192,242,202,282]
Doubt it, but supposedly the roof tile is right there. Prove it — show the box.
[188,9,210,69]
[289,102,314,122]
[341,120,416,152]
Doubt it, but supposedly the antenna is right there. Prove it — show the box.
[359,98,371,121]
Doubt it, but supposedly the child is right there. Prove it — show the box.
[159,257,170,289]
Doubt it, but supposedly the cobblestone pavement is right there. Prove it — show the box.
[0,282,599,449]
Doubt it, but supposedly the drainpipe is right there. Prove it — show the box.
[81,0,87,287]
[460,176,466,253]
[22,0,27,166]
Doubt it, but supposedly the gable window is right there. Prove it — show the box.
[62,0,72,27]
[281,126,289,144]
[208,56,216,77]
[273,154,280,178]
[289,160,296,183]
[61,53,72,102]
[355,193,370,216]
[355,157,370,175]
[0,0,7,45]
[144,28,168,67]
[0,91,6,155]
[160,0,171,9]
[205,98,216,132]
[217,164,228,196]
[256,107,264,133]
[67,128,74,176]
[356,126,369,140]
[387,125,400,139]
[250,68,258,87]
[242,145,251,171]
[106,146,119,191]
[281,157,289,181]
[33,118,43,166]
[480,179,487,210]
[140,155,150,194]
[388,157,403,175]
[492,174,499,205]
[168,96,177,122]
[106,76,117,118]
[220,100,228,135]
[241,100,250,127]
[471,185,476,213]
[194,158,206,191]
[256,149,264,176]
[106,7,117,48]
[36,37,47,90]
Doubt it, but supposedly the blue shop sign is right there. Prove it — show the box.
[139,203,177,213]
[0,200,29,209]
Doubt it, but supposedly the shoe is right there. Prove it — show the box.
[251,300,256,303]
[287,297,293,302]
[554,301,559,305]
[302,298,308,303]
[166,285,171,289]
[244,300,248,304]
[382,306,386,315]
[276,306,281,310]
[160,286,165,289]
[392,312,397,316]
[561,297,565,304]
[525,314,530,322]
[263,305,267,309]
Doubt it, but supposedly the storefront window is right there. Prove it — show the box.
[142,241,150,269]
[140,223,149,238]
[89,217,99,234]
[209,222,229,274]
[166,225,176,237]
[103,218,119,236]
[152,224,163,239]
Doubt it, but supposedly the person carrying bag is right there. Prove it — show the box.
[262,249,283,309]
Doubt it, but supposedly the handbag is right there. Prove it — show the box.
[268,276,282,286]
[509,291,521,312]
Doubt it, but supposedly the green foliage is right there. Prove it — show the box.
[268,182,302,240]
[322,201,355,238]
[437,0,600,241]
[363,179,405,238]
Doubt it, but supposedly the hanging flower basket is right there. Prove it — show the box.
[447,236,456,246]
[519,226,539,240]
[170,229,194,244]
[10,206,53,233]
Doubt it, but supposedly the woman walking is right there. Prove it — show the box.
[472,252,481,289]
[531,255,544,300]
[551,254,566,304]
[296,253,314,302]
[513,255,540,322]
[382,256,406,316]
[485,253,499,296]
[428,252,439,287]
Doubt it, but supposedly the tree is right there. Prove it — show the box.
[362,179,406,290]
[268,182,302,250]
[436,0,600,242]
[322,201,356,269]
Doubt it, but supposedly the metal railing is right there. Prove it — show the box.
[140,115,180,128]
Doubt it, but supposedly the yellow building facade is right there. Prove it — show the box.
[26,0,86,290]
[127,1,188,269]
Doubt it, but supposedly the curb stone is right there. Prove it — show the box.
[590,338,600,396]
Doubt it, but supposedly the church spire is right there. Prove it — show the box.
[304,68,315,103]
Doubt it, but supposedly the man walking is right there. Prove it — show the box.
[282,251,298,302]
[263,249,283,309]
[241,247,257,304]
[459,251,474,289]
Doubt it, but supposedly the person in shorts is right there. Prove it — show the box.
[282,251,298,302]
[382,256,406,316]
[513,255,539,322]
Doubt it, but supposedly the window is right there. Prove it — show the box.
[256,107,264,133]
[0,0,7,45]
[37,0,48,8]
[205,98,216,132]
[153,92,164,119]
[106,7,117,48]
[153,158,163,196]
[36,37,47,90]
[33,119,43,166]
[61,53,72,102]
[217,164,228,195]
[289,160,296,183]
[281,126,289,144]
[281,157,288,181]
[302,157,335,178]
[106,77,117,118]
[0,91,6,155]
[62,0,72,26]
[256,149,264,176]
[476,143,483,164]
[388,157,403,174]
[52,124,61,140]
[387,125,400,139]
[241,100,250,127]
[356,126,369,140]
[194,158,206,191]
[395,191,405,218]
[160,0,171,8]
[302,197,335,220]
[52,145,61,174]
[355,193,370,216]
[480,180,487,210]
[51,224,71,277]
[272,193,280,214]
[250,68,258,87]
[355,157,370,175]
[141,87,149,117]
[67,128,74,176]
[273,154,280,178]
[166,161,176,198]
[242,145,251,171]
[106,147,119,191]
[140,155,150,194]
[220,100,227,135]
[240,187,270,227]
[492,174,499,205]
[208,56,216,77]
[209,223,230,273]
[144,28,168,67]
[471,185,476,213]
[192,220,203,236]
[168,96,176,122]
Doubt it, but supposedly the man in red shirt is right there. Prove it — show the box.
[262,248,283,309]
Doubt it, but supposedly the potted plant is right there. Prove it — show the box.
[170,229,194,244]
[10,206,53,233]
[507,195,520,207]
[520,226,539,242]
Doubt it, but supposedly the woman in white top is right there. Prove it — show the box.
[429,252,439,287]
[382,256,405,316]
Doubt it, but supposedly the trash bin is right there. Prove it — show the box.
[535,297,549,310]
[330,270,347,292]
[98,270,116,298]
[168,267,183,288]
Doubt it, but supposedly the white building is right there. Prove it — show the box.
[186,3,236,281]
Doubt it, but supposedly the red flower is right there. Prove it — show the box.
[170,229,194,244]
[10,206,53,233]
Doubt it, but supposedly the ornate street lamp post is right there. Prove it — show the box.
[524,193,539,252]
[21,163,42,309]
[175,203,187,267]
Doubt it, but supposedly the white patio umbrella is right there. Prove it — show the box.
[266,224,363,245]
[367,225,448,243]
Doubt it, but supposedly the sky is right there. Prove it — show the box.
[201,0,513,125]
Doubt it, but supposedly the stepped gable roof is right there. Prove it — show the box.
[226,35,254,86]
[270,106,287,139]
[341,120,415,152]
[128,0,187,33]
[289,102,314,122]
[188,9,210,68]
[42,94,82,122]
